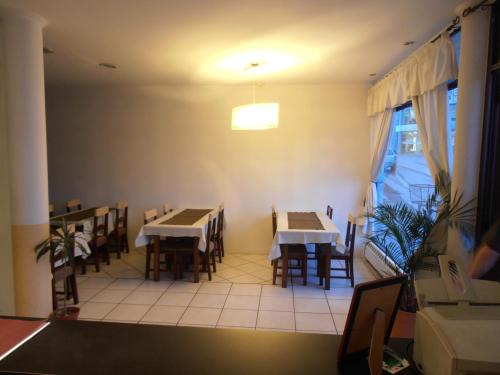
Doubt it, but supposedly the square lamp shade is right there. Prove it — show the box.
[231,102,279,130]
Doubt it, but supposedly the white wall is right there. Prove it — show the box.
[46,83,369,254]
[0,28,15,315]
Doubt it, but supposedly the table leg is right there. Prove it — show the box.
[153,235,160,281]
[193,238,200,283]
[322,243,331,290]
[281,245,288,288]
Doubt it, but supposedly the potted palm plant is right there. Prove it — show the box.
[35,220,90,319]
[367,171,475,312]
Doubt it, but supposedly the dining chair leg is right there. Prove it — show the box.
[145,246,151,279]
[81,258,87,275]
[323,244,331,290]
[94,248,100,273]
[116,235,122,259]
[302,256,307,286]
[272,259,278,285]
[345,259,350,278]
[211,251,217,272]
[193,238,200,283]
[51,279,57,311]
[281,245,288,288]
[217,239,222,263]
[124,234,130,253]
[221,238,225,257]
[349,260,354,287]
[105,245,110,265]
[205,252,212,281]
[69,274,79,305]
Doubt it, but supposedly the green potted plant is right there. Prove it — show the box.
[35,220,90,319]
[367,171,475,312]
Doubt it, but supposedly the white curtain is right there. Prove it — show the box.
[363,108,393,234]
[367,33,458,117]
[411,82,450,178]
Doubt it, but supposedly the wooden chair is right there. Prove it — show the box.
[49,203,55,218]
[109,201,129,258]
[271,206,308,287]
[163,202,173,215]
[174,214,217,281]
[319,213,357,287]
[84,206,110,273]
[213,203,225,263]
[66,199,82,213]
[326,205,333,219]
[50,224,79,310]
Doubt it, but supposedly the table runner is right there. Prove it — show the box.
[287,212,325,230]
[51,208,96,223]
[160,209,213,225]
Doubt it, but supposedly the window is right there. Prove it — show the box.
[378,85,458,208]
[376,31,460,208]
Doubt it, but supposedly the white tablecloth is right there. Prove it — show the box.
[268,211,342,260]
[81,213,115,243]
[54,234,91,268]
[135,208,219,252]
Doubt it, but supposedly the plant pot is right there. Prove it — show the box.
[390,309,416,339]
[50,306,80,320]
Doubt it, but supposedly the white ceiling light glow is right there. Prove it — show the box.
[232,102,279,130]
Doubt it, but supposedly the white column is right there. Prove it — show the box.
[1,8,52,317]
[448,2,491,267]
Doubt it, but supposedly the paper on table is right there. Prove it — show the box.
[0,319,50,361]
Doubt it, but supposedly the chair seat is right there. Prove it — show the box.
[94,235,107,248]
[287,244,308,253]
[110,227,127,237]
[331,244,350,258]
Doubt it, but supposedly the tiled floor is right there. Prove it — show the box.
[67,248,378,335]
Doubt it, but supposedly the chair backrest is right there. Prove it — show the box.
[216,203,224,240]
[66,199,82,212]
[115,201,128,230]
[345,213,357,257]
[326,205,333,219]
[271,205,277,237]
[205,214,214,252]
[49,203,54,218]
[163,202,173,215]
[93,206,109,239]
[144,208,158,224]
[50,224,76,273]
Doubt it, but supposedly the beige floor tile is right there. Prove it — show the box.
[256,311,295,330]
[259,296,294,312]
[217,309,258,328]
[222,258,250,267]
[190,294,227,308]
[216,268,246,279]
[236,263,268,273]
[167,281,201,293]
[198,282,231,295]
[327,299,351,314]
[80,277,114,289]
[324,287,354,300]
[228,275,263,284]
[224,295,259,310]
[141,305,186,324]
[261,284,293,297]
[90,289,131,303]
[107,278,144,290]
[78,302,117,320]
[103,304,151,322]
[294,298,330,313]
[292,285,327,299]
[229,284,262,296]
[156,292,195,307]
[250,269,273,280]
[77,288,102,302]
[122,290,163,305]
[179,307,222,326]
[295,313,335,332]
[136,280,173,292]
[333,314,347,333]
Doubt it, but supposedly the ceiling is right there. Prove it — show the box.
[0,0,463,85]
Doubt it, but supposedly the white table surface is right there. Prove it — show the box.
[54,234,91,268]
[135,208,219,252]
[268,211,342,261]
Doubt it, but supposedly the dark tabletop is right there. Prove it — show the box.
[0,319,416,375]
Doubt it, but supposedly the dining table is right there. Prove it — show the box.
[50,207,115,242]
[135,207,219,282]
[269,211,342,290]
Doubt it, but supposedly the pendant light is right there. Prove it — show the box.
[231,63,279,130]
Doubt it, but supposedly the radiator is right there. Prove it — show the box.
[363,240,400,277]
